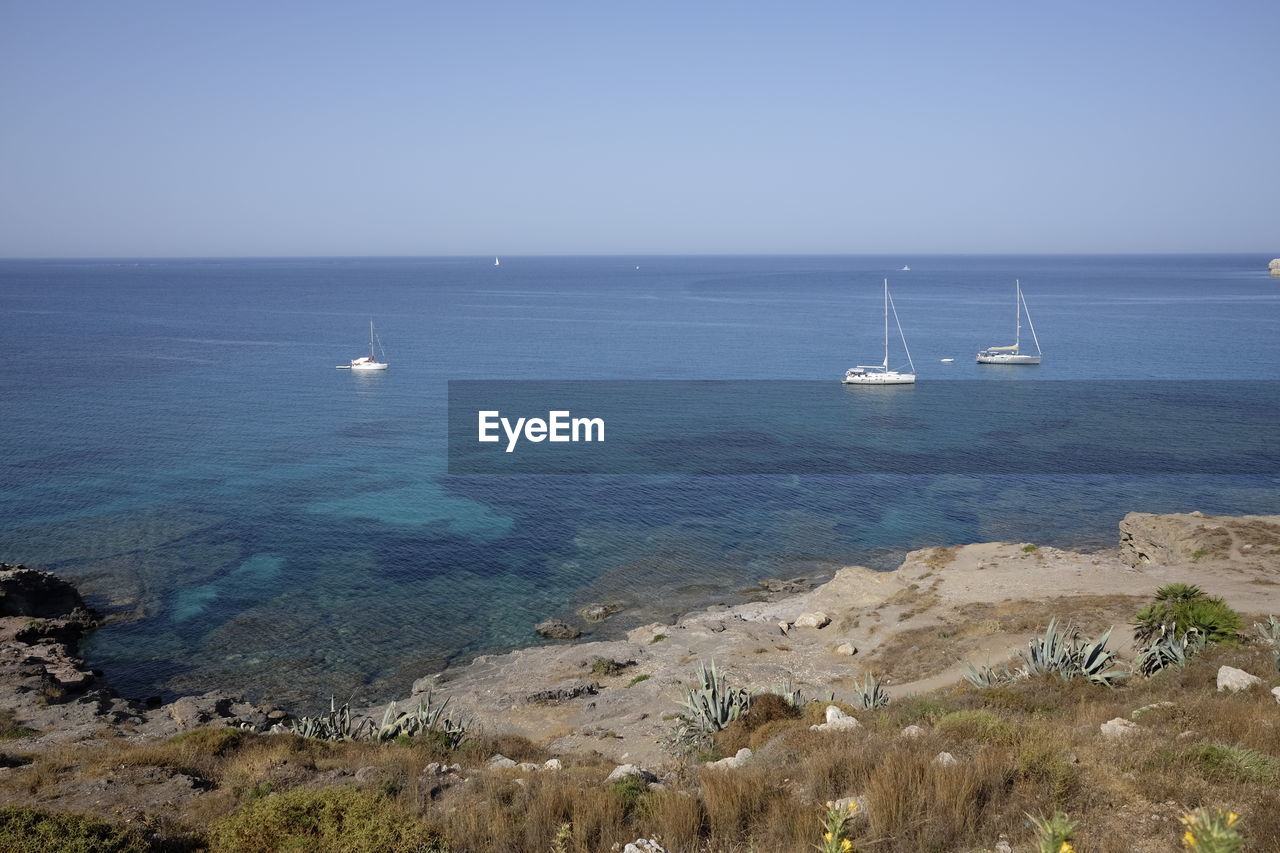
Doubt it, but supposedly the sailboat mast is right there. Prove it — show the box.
[1014,280,1022,350]
[369,320,375,359]
[883,278,889,368]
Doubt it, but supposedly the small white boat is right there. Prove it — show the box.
[977,280,1042,365]
[494,257,501,266]
[900,265,911,271]
[940,358,955,363]
[843,279,916,385]
[337,321,389,370]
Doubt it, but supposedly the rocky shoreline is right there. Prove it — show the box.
[3,510,1278,776]
[0,563,292,748]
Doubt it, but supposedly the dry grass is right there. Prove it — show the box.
[865,594,1146,682]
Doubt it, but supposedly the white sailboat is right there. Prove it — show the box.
[843,279,916,385]
[494,257,500,266]
[976,280,1042,365]
[336,321,389,371]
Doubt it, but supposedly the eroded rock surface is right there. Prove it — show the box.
[1119,512,1280,567]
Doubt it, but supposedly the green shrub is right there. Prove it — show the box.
[0,709,37,740]
[167,726,245,756]
[610,775,649,812]
[209,787,444,853]
[1190,743,1280,785]
[0,807,148,853]
[1134,584,1242,646]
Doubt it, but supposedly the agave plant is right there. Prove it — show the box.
[371,691,468,748]
[1255,615,1280,672]
[1134,624,1206,677]
[964,662,1020,689]
[1255,615,1280,645]
[854,673,891,709]
[285,696,370,742]
[771,677,804,711]
[1020,618,1126,687]
[681,661,750,732]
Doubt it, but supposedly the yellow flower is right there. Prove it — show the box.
[824,832,833,842]
[1227,811,1240,827]
[1059,843,1074,853]
[1183,830,1197,848]
[840,840,853,853]
[847,801,859,813]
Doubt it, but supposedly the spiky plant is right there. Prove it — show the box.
[772,677,804,711]
[1180,808,1243,852]
[1134,624,1206,676]
[681,661,750,732]
[1255,614,1280,644]
[964,662,1020,689]
[371,691,468,748]
[1028,811,1075,853]
[854,673,890,709]
[285,697,369,742]
[1020,618,1126,686]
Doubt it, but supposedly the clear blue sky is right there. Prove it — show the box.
[1,1,1277,257]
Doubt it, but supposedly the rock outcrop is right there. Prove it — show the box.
[1270,258,1280,277]
[535,619,582,640]
[1118,512,1280,566]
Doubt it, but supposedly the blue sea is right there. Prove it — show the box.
[1,255,1277,707]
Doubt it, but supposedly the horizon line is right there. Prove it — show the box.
[2,251,1277,262]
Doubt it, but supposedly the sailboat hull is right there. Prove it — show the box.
[842,372,916,385]
[976,354,1041,364]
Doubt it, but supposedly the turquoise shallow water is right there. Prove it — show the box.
[0,255,1277,706]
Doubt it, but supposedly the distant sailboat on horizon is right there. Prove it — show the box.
[494,257,500,266]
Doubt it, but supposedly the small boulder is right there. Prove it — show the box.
[777,620,792,635]
[835,642,858,657]
[353,766,384,785]
[167,697,208,731]
[535,619,581,640]
[605,764,658,785]
[1216,666,1262,693]
[577,603,620,623]
[543,758,563,771]
[995,841,1013,853]
[486,754,517,769]
[899,725,925,739]
[794,611,831,629]
[810,706,861,732]
[933,751,959,767]
[623,841,670,853]
[705,748,752,770]
[1101,717,1140,740]
[516,762,541,772]
[1272,686,1280,704]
